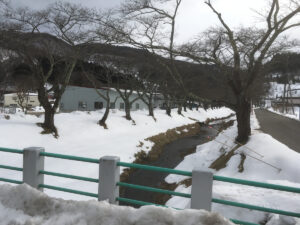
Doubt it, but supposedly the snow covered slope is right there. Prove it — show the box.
[0,108,233,200]
[165,112,300,225]
[0,184,233,225]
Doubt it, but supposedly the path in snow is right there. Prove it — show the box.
[120,123,219,207]
[255,108,300,153]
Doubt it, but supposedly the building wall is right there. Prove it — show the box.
[4,93,40,108]
[60,86,148,112]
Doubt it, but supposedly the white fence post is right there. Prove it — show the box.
[191,168,213,211]
[23,147,45,190]
[98,156,120,204]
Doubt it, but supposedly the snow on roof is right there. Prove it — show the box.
[0,184,233,225]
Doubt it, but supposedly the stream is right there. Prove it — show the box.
[119,123,220,207]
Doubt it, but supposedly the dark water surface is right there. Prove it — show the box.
[120,124,219,207]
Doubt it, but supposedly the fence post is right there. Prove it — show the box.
[191,168,213,211]
[98,156,120,204]
[23,147,45,190]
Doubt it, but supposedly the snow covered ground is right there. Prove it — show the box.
[0,183,233,225]
[0,108,233,200]
[2,107,299,224]
[165,112,300,225]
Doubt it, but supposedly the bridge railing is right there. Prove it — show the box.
[1,146,300,225]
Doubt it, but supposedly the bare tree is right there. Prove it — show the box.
[178,0,300,142]
[98,0,300,142]
[137,81,158,118]
[80,58,119,129]
[115,74,141,121]
[14,76,33,112]
[96,53,144,121]
[15,90,29,112]
[160,81,176,116]
[136,64,160,119]
[1,2,94,137]
[94,0,189,102]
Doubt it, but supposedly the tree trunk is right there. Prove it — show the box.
[166,105,171,116]
[188,101,192,110]
[43,106,58,137]
[37,85,58,137]
[99,103,110,129]
[125,101,132,120]
[282,83,286,113]
[148,101,154,117]
[235,96,251,143]
[177,103,182,115]
[183,102,187,112]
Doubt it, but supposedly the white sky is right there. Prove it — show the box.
[9,0,300,46]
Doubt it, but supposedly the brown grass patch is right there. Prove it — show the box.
[120,115,236,205]
[120,122,202,182]
[145,123,202,161]
[209,144,239,171]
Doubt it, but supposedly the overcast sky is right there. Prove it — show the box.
[10,0,300,46]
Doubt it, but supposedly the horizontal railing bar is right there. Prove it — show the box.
[0,177,23,184]
[117,182,191,198]
[39,184,98,198]
[116,197,168,208]
[117,162,192,176]
[0,164,23,172]
[0,147,23,154]
[230,219,260,225]
[212,198,300,218]
[40,170,99,183]
[40,152,99,164]
[214,175,300,194]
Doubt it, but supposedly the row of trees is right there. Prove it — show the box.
[0,0,299,143]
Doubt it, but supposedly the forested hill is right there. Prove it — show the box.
[266,53,300,83]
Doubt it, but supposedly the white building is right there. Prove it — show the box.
[60,85,149,112]
[4,93,40,108]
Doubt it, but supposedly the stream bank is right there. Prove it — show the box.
[120,117,235,207]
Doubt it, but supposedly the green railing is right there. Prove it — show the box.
[0,147,99,195]
[1,146,300,225]
[117,161,192,176]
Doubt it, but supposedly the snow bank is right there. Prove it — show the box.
[268,107,300,121]
[0,184,233,225]
[0,108,233,200]
[165,112,300,224]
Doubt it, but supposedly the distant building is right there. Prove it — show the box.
[3,93,40,108]
[59,85,148,112]
[153,93,165,108]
